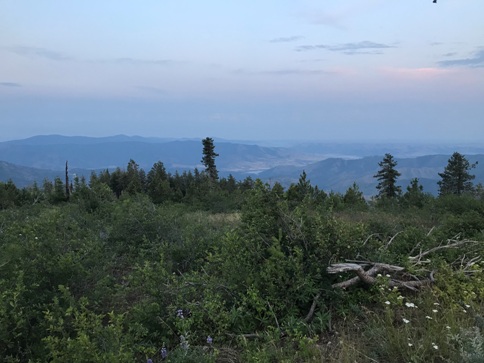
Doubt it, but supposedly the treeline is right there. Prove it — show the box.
[1,138,481,213]
[0,137,255,212]
[1,140,484,362]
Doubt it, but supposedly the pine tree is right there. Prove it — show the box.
[403,178,426,207]
[438,152,476,196]
[286,171,314,205]
[201,137,219,181]
[146,161,171,203]
[374,153,401,199]
[343,182,367,209]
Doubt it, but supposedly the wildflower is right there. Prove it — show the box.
[397,295,404,300]
[465,304,471,308]
[433,302,440,306]
[405,302,417,308]
[408,343,413,347]
[377,274,382,277]
[176,309,184,319]
[402,318,410,324]
[446,325,451,330]
[463,309,467,313]
[207,335,213,344]
[385,301,391,305]
[425,316,432,320]
[432,309,438,313]
[160,347,168,360]
[180,335,189,350]
[386,274,391,278]
[432,343,438,350]
[147,359,153,363]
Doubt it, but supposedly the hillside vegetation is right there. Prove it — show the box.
[1,144,484,362]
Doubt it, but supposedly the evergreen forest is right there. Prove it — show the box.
[1,142,484,362]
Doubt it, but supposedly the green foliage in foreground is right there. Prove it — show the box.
[1,172,484,362]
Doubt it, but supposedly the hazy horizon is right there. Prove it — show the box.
[1,1,483,143]
[2,133,484,151]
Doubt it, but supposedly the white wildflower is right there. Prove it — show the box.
[405,302,417,308]
[408,343,413,347]
[402,318,410,324]
[432,343,438,350]
[432,309,438,313]
[385,301,391,305]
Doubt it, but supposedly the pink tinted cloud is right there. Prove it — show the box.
[382,67,455,80]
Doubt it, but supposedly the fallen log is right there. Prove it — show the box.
[327,262,432,290]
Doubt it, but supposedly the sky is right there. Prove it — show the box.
[1,0,483,143]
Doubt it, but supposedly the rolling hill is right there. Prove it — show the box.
[1,135,483,195]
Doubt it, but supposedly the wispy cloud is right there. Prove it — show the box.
[383,67,453,79]
[295,41,395,54]
[259,69,331,76]
[0,82,21,88]
[113,58,174,66]
[233,68,331,76]
[438,48,484,68]
[6,46,71,61]
[269,36,304,43]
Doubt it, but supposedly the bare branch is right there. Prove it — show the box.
[304,292,320,323]
[362,233,381,246]
[409,239,483,263]
[386,231,404,248]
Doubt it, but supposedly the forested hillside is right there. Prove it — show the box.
[1,143,484,362]
[2,135,484,194]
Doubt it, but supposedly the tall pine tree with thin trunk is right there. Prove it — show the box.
[201,137,219,181]
[438,152,476,196]
[374,153,401,199]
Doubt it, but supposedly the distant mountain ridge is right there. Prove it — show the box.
[259,154,484,196]
[1,135,483,195]
[0,135,320,173]
[2,134,176,145]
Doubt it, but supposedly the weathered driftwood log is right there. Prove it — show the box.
[309,237,483,321]
[327,262,432,290]
[327,237,483,291]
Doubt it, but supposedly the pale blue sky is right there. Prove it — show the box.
[1,0,483,142]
